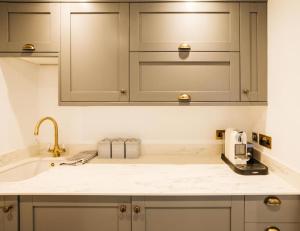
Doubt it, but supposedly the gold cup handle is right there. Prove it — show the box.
[0,205,13,213]
[178,43,191,50]
[22,44,35,51]
[265,227,280,231]
[178,93,191,102]
[264,196,282,206]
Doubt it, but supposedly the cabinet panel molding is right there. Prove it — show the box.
[60,3,129,102]
[0,3,60,52]
[130,2,239,52]
[20,196,131,231]
[130,52,240,102]
[132,196,244,231]
[240,3,267,102]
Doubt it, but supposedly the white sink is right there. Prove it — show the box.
[0,158,62,182]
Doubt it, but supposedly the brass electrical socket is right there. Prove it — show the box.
[259,134,272,149]
[216,130,225,140]
[252,132,258,143]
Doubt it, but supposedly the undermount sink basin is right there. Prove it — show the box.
[0,158,62,182]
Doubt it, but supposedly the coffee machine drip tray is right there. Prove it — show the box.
[221,154,268,175]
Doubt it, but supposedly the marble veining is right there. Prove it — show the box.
[0,163,298,195]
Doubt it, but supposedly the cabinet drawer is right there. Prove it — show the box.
[130,52,240,102]
[130,3,239,51]
[0,3,60,52]
[246,223,300,231]
[245,195,300,223]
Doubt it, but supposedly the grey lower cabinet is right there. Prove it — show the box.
[245,195,300,231]
[60,3,129,103]
[0,3,60,52]
[130,52,240,102]
[0,196,18,231]
[20,196,131,231]
[240,3,267,102]
[132,196,244,231]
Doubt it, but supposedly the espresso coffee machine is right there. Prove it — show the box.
[224,128,249,165]
[221,128,268,175]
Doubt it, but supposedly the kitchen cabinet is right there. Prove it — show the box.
[0,3,60,52]
[130,2,239,52]
[20,196,131,231]
[240,3,267,102]
[132,196,244,231]
[0,196,18,231]
[130,52,240,102]
[60,3,129,103]
[245,195,300,230]
[246,223,300,231]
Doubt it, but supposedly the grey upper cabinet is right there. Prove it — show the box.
[130,2,239,52]
[0,196,18,231]
[20,196,131,231]
[0,3,60,52]
[60,3,129,102]
[130,52,240,102]
[240,3,267,102]
[132,196,244,231]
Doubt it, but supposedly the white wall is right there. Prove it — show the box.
[253,0,300,172]
[0,58,38,155]
[36,65,265,145]
[1,0,300,174]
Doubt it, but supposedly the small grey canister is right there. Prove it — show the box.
[111,138,125,159]
[125,138,141,158]
[98,138,111,158]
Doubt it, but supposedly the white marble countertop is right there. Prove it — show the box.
[0,160,299,196]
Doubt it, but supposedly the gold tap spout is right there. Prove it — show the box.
[34,117,65,157]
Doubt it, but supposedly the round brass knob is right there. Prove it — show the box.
[119,205,127,213]
[133,205,141,214]
[264,196,282,206]
[2,205,13,213]
[265,227,280,231]
[120,89,127,94]
[243,89,250,94]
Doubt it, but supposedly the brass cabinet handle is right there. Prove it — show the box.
[133,205,141,214]
[265,227,280,231]
[119,205,127,213]
[120,89,127,94]
[243,89,250,94]
[178,93,191,102]
[0,205,13,213]
[22,44,35,51]
[178,43,191,50]
[264,196,282,206]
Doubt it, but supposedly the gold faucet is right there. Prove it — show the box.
[34,117,65,157]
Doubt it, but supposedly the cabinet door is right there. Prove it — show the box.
[20,196,131,231]
[0,196,18,231]
[132,196,244,231]
[240,3,267,102]
[0,3,60,52]
[60,3,129,102]
[130,52,240,102]
[130,3,239,52]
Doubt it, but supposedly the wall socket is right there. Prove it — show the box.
[216,130,225,140]
[252,132,258,143]
[259,134,272,149]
